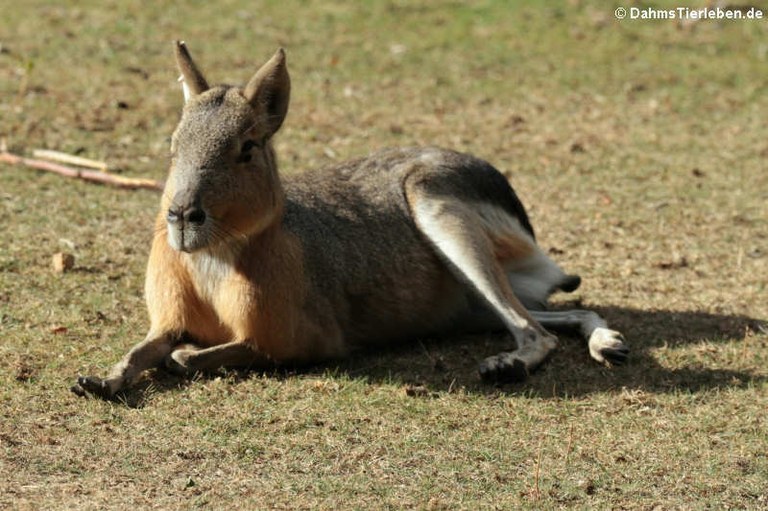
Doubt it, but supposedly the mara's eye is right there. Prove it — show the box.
[238,140,257,163]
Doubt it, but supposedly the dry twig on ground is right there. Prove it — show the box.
[0,150,163,191]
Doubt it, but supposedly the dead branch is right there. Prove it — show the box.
[0,150,163,191]
[32,149,110,172]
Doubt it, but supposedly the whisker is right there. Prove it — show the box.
[209,217,248,245]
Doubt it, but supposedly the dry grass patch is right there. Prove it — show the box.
[2,1,767,509]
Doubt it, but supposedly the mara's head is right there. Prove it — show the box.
[164,41,290,253]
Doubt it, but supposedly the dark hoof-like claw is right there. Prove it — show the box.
[70,384,86,397]
[589,328,629,366]
[479,354,527,384]
[600,345,630,365]
[71,375,114,400]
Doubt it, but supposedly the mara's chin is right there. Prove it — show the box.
[167,226,211,253]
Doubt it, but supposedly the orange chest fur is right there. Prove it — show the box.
[183,254,258,344]
[145,233,305,357]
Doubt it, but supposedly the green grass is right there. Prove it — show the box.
[2,1,767,509]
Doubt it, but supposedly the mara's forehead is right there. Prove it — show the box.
[176,86,254,147]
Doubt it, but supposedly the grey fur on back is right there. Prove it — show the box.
[283,146,531,345]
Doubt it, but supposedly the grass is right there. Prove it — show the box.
[2,0,767,508]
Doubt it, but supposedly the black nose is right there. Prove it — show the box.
[185,207,206,225]
[167,206,206,225]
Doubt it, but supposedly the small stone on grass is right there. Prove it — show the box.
[52,252,74,273]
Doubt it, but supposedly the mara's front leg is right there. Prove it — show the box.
[163,340,274,375]
[71,331,177,400]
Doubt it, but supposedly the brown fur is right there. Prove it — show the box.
[71,43,628,400]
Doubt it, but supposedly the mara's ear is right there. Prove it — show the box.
[243,48,290,137]
[174,40,209,102]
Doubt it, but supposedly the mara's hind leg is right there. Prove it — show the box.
[530,310,629,365]
[505,250,581,311]
[502,244,628,364]
[405,180,557,382]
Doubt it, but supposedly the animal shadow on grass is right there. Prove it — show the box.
[116,305,765,406]
[328,305,767,399]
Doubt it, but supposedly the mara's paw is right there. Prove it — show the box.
[71,375,117,400]
[588,327,629,365]
[479,352,528,384]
